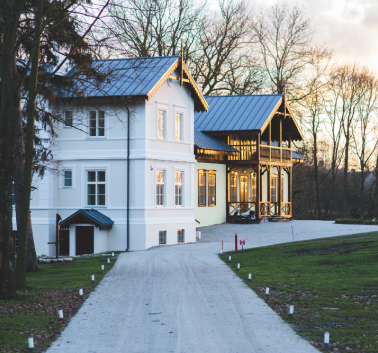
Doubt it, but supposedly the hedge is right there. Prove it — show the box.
[335,218,378,225]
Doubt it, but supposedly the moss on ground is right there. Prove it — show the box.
[220,232,378,353]
[0,253,120,352]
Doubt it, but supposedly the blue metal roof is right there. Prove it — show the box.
[194,127,237,152]
[195,95,282,132]
[63,56,179,98]
[60,209,114,230]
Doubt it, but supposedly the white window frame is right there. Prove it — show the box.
[159,230,167,245]
[156,169,166,207]
[88,109,106,138]
[174,106,185,142]
[157,109,166,140]
[81,165,110,208]
[177,229,185,243]
[86,170,106,207]
[60,165,76,189]
[174,170,184,207]
[64,170,73,188]
[64,110,73,128]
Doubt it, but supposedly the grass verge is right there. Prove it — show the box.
[0,253,120,353]
[220,232,378,353]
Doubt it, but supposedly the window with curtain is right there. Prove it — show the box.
[157,110,165,139]
[175,113,182,141]
[251,173,257,202]
[175,171,183,206]
[270,175,277,203]
[230,174,237,203]
[156,170,165,206]
[208,171,216,206]
[198,171,206,206]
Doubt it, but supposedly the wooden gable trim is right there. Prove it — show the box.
[146,58,208,112]
[260,97,304,141]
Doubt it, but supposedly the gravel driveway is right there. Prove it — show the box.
[47,221,377,353]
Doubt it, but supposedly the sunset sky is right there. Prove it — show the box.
[215,0,378,73]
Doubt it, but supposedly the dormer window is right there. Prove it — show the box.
[89,110,105,137]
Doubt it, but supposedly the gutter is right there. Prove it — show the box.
[123,98,130,251]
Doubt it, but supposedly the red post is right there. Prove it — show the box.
[235,233,238,253]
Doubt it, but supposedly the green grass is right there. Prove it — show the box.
[220,232,378,353]
[0,253,120,353]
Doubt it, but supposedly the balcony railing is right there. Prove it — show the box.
[259,202,291,217]
[228,144,257,161]
[227,202,257,216]
[260,145,291,163]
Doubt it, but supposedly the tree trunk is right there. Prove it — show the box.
[13,100,39,273]
[343,131,350,218]
[313,133,322,220]
[15,0,43,289]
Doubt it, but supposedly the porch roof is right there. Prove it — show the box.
[194,127,237,152]
[194,94,303,141]
[60,209,114,230]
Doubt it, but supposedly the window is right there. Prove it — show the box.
[159,230,166,244]
[230,174,237,203]
[64,110,73,127]
[270,175,277,203]
[177,229,184,243]
[89,110,105,137]
[157,110,165,139]
[208,171,216,206]
[198,170,206,206]
[175,113,182,141]
[87,171,106,206]
[11,184,15,206]
[64,170,72,187]
[175,171,183,206]
[156,170,165,206]
[251,173,257,202]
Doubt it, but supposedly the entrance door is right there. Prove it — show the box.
[60,229,70,256]
[76,226,94,255]
[240,175,248,212]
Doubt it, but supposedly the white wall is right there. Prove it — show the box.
[194,162,226,227]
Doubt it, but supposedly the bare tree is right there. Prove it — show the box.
[252,3,332,101]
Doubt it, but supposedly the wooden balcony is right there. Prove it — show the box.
[260,145,291,163]
[228,144,257,161]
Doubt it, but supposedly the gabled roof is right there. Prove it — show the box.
[194,127,237,152]
[60,209,114,230]
[61,56,208,112]
[194,94,303,140]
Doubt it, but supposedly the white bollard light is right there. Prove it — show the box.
[265,287,270,295]
[91,274,95,284]
[289,305,294,317]
[28,336,34,352]
[324,332,330,350]
[237,263,240,270]
[101,264,104,272]
[229,256,231,262]
[107,258,110,264]
[58,309,63,319]
[79,288,83,299]
[248,273,252,281]
[112,252,114,257]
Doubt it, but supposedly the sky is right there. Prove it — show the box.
[211,0,378,73]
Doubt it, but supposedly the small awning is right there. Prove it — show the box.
[60,209,114,230]
[194,127,238,152]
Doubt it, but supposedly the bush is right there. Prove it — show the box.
[335,218,378,225]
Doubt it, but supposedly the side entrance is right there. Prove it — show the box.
[76,226,94,255]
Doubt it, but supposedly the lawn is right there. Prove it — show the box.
[220,232,378,353]
[0,253,120,353]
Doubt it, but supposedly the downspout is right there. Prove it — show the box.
[123,98,130,251]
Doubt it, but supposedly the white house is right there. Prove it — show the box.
[12,55,304,256]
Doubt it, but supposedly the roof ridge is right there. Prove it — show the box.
[93,55,180,63]
[205,94,283,98]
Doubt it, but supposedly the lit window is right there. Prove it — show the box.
[208,171,216,206]
[64,110,73,127]
[281,175,284,202]
[89,110,105,137]
[156,170,165,206]
[64,170,72,187]
[177,229,184,243]
[87,171,106,206]
[198,170,206,206]
[251,173,257,202]
[11,184,15,206]
[175,113,182,141]
[270,175,277,203]
[157,110,165,139]
[175,171,183,206]
[230,174,237,203]
[159,230,166,244]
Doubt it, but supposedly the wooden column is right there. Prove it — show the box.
[279,117,282,162]
[257,132,260,160]
[267,166,271,215]
[269,121,271,161]
[226,167,229,219]
[278,166,282,216]
[289,166,292,216]
[256,166,260,219]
